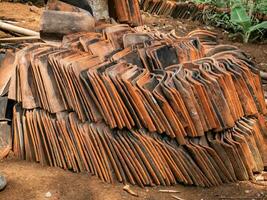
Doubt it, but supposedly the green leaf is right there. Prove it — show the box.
[248,21,267,33]
[214,0,228,7]
[255,1,267,14]
[192,0,211,3]
[230,4,252,31]
[245,21,267,42]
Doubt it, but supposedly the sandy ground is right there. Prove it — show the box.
[0,2,267,200]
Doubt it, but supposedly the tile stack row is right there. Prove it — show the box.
[5,23,267,187]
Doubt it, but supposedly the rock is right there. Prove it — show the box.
[87,0,109,20]
[29,6,40,14]
[245,190,251,194]
[0,175,7,191]
[45,192,52,198]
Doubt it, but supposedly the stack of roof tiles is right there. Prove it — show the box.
[140,0,206,21]
[0,51,15,159]
[7,24,267,187]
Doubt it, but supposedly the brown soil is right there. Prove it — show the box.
[1,160,267,200]
[0,2,42,38]
[1,3,267,200]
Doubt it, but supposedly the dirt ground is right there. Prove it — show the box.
[0,2,267,200]
[0,2,42,38]
[1,159,267,200]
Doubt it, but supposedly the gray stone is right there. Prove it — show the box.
[0,175,7,191]
[87,0,109,20]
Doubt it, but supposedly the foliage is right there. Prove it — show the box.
[188,0,267,42]
[203,11,240,31]
[255,0,267,14]
[189,0,267,14]
[230,4,267,42]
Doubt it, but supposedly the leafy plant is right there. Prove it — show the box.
[178,0,267,42]
[230,4,267,42]
[255,0,267,14]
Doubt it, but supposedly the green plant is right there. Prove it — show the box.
[179,0,267,42]
[200,3,241,31]
[230,4,267,42]
[255,0,267,14]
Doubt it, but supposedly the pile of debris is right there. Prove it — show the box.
[0,0,267,189]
